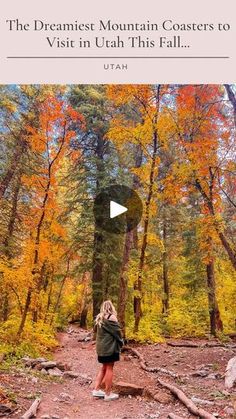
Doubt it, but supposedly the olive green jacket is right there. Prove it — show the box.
[96,319,123,357]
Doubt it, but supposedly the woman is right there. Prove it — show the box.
[92,300,123,401]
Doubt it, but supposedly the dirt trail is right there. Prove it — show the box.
[37,327,178,419]
[37,327,236,418]
[1,326,236,418]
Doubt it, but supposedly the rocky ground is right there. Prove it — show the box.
[0,327,236,418]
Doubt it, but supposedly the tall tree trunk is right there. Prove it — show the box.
[18,287,32,336]
[92,228,104,318]
[206,257,223,336]
[80,278,89,329]
[118,145,143,336]
[92,135,105,319]
[118,230,133,336]
[134,86,161,333]
[80,306,88,328]
[162,218,169,314]
[32,261,47,323]
[53,259,70,315]
[31,179,51,324]
[44,281,53,324]
[80,272,90,328]
[134,136,159,332]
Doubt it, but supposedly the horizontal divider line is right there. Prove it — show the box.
[7,56,230,59]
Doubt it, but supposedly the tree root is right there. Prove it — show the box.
[167,341,236,349]
[158,379,215,419]
[122,346,215,419]
[21,398,41,419]
[122,346,178,378]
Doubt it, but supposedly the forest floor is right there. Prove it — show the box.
[0,326,236,419]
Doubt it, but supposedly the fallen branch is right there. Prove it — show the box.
[167,341,236,349]
[158,379,215,419]
[168,414,185,419]
[21,398,41,419]
[167,342,222,348]
[122,346,178,378]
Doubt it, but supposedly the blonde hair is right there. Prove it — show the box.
[95,300,117,327]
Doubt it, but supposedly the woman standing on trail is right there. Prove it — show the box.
[92,300,123,401]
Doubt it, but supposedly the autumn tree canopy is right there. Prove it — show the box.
[0,84,235,354]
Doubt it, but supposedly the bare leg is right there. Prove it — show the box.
[104,363,114,395]
[94,364,106,390]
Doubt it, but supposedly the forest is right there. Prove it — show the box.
[0,84,236,358]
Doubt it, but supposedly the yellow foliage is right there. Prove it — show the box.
[0,318,57,356]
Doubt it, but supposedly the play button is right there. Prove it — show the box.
[94,185,143,234]
[110,201,128,219]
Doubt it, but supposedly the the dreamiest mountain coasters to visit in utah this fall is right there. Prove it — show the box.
[0,0,236,418]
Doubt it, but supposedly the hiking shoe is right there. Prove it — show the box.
[92,389,105,398]
[104,393,119,401]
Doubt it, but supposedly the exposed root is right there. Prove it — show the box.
[167,341,236,349]
[122,345,215,419]
[158,379,215,419]
[122,346,178,378]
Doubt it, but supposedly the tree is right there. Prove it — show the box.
[167,85,228,333]
[108,85,167,333]
[18,96,84,335]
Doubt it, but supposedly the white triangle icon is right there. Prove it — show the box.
[110,201,128,219]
